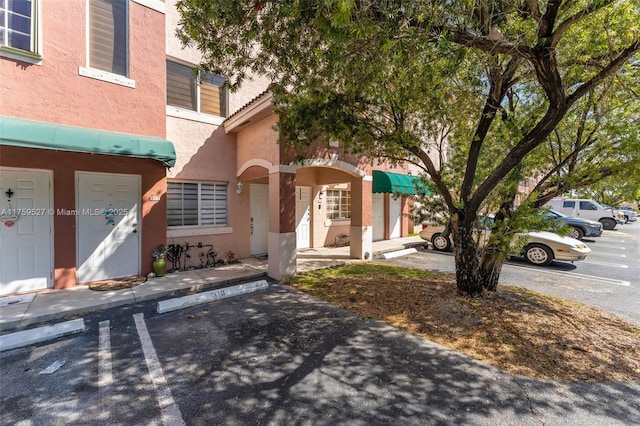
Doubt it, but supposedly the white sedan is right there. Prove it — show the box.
[419,224,591,266]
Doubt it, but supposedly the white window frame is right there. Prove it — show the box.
[0,0,42,64]
[326,189,352,221]
[166,58,228,122]
[79,0,135,88]
[167,180,229,228]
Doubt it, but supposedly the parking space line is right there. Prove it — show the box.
[581,260,628,268]
[98,320,113,389]
[99,320,113,423]
[133,313,185,426]
[533,269,630,287]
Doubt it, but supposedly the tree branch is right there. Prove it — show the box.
[550,0,615,47]
[567,38,640,106]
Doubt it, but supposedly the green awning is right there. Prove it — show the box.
[372,170,429,195]
[0,116,176,167]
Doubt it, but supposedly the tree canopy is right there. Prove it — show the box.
[177,0,640,295]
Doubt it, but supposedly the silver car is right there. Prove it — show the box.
[419,224,591,266]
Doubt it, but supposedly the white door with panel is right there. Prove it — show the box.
[76,172,140,283]
[295,186,311,249]
[250,184,269,255]
[0,168,53,295]
[372,193,385,241]
[389,195,402,239]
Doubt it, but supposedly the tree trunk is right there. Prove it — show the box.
[479,247,505,291]
[452,221,484,297]
[451,211,508,296]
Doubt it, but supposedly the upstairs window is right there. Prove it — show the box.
[89,0,128,76]
[167,181,228,227]
[0,0,38,55]
[167,60,227,117]
[326,190,351,220]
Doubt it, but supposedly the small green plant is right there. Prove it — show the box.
[152,245,168,260]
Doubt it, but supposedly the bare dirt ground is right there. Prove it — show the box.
[285,263,640,382]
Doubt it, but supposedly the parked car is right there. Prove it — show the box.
[419,223,591,266]
[546,209,603,240]
[617,206,637,223]
[544,198,624,230]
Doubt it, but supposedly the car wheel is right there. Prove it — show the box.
[568,226,584,240]
[431,233,452,251]
[524,243,553,266]
[599,218,617,230]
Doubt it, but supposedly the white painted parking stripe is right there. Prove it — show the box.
[581,260,628,268]
[98,320,113,424]
[98,321,113,389]
[0,319,85,352]
[535,269,630,287]
[134,313,185,426]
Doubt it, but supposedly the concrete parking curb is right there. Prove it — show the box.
[0,319,85,352]
[157,280,269,314]
[379,248,418,259]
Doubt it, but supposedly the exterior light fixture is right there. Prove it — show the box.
[236,182,243,195]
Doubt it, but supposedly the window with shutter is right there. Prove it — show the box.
[166,60,227,117]
[167,181,229,227]
[89,0,127,76]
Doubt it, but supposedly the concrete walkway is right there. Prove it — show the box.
[0,236,425,332]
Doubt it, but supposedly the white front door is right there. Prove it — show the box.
[295,186,311,249]
[372,193,385,241]
[250,184,269,255]
[0,168,53,295]
[389,195,402,239]
[76,172,140,283]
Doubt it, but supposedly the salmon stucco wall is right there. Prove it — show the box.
[0,146,167,288]
[165,117,251,259]
[0,0,166,138]
[236,115,281,171]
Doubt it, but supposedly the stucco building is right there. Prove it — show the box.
[0,0,419,296]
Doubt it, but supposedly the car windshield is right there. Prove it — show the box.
[548,209,567,218]
[592,201,608,209]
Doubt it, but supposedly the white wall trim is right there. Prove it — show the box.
[271,165,298,175]
[292,157,367,177]
[79,66,136,88]
[167,226,233,238]
[363,175,373,182]
[166,106,225,125]
[131,0,166,14]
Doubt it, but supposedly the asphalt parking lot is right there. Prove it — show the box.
[1,281,640,425]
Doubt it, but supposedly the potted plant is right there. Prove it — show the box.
[152,245,168,276]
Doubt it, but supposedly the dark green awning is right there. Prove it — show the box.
[0,116,176,167]
[372,170,429,195]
